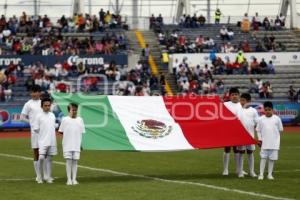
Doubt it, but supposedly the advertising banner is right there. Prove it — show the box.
[0,54,128,67]
[251,102,300,125]
[0,106,29,129]
[170,52,300,72]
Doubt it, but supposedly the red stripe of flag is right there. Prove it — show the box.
[163,96,257,149]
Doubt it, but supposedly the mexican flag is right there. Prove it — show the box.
[52,93,256,151]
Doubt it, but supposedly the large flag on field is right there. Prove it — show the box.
[52,93,256,151]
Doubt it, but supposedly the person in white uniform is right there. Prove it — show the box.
[21,85,45,181]
[33,97,57,183]
[256,101,283,180]
[237,93,259,178]
[223,87,242,176]
[58,103,85,185]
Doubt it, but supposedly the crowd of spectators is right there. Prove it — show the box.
[248,78,273,99]
[0,9,127,35]
[157,30,217,53]
[0,62,17,101]
[208,51,275,75]
[1,32,128,56]
[154,11,288,54]
[0,10,129,55]
[0,56,165,102]
[173,58,225,95]
[173,52,277,97]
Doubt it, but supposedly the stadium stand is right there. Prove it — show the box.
[146,13,300,101]
[1,11,300,105]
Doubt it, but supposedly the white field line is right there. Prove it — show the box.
[283,146,300,149]
[274,169,300,173]
[0,176,105,182]
[0,153,295,200]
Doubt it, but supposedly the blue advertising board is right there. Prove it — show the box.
[1,102,300,129]
[251,102,300,125]
[0,106,29,129]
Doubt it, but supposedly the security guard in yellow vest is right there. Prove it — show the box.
[162,52,169,69]
[237,51,245,64]
[215,9,221,24]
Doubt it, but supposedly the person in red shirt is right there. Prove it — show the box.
[178,35,186,46]
[189,79,199,93]
[63,61,71,71]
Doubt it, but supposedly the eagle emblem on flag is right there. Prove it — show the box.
[132,119,172,139]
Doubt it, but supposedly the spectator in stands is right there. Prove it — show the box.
[259,58,269,74]
[156,14,163,26]
[195,35,205,53]
[250,57,260,74]
[248,78,258,94]
[236,51,245,65]
[198,14,206,26]
[274,16,282,30]
[252,16,260,31]
[2,76,13,102]
[161,51,169,68]
[0,84,4,102]
[259,82,268,98]
[269,34,276,51]
[254,12,262,26]
[216,78,225,94]
[204,37,215,49]
[256,78,263,88]
[159,73,166,95]
[262,17,271,31]
[201,79,209,94]
[255,41,265,52]
[262,34,271,51]
[77,62,86,75]
[240,59,249,74]
[227,28,234,40]
[142,44,151,61]
[241,40,251,52]
[158,32,166,45]
[220,26,229,41]
[215,9,221,24]
[288,85,297,102]
[277,42,286,51]
[279,13,285,26]
[241,16,251,33]
[267,60,275,74]
[220,42,232,53]
[222,88,230,102]
[191,14,198,28]
[259,81,273,99]
[149,74,159,91]
[266,81,273,98]
[149,14,156,29]
[180,80,190,92]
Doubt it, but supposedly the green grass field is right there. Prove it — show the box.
[0,132,299,200]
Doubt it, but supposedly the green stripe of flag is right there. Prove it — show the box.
[52,93,135,150]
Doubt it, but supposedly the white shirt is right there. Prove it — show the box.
[237,107,259,137]
[224,101,242,116]
[59,116,85,152]
[21,99,42,127]
[220,28,228,35]
[33,111,57,147]
[181,81,190,91]
[256,115,283,150]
